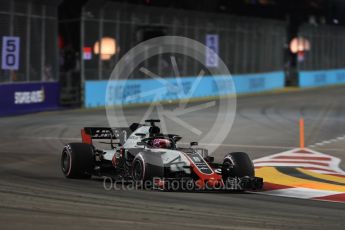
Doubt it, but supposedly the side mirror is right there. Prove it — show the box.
[172,135,182,143]
[136,142,146,146]
[204,156,214,163]
[190,142,198,146]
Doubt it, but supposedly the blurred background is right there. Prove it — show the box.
[1,0,345,115]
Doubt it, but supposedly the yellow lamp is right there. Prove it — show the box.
[289,37,311,54]
[94,37,117,60]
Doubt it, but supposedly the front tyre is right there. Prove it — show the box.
[132,155,146,182]
[131,153,164,188]
[222,152,254,180]
[61,143,94,179]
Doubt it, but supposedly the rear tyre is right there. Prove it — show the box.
[61,143,94,179]
[222,152,254,180]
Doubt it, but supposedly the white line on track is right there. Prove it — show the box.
[309,134,345,148]
[313,147,345,152]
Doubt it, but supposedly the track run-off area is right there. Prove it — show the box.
[0,85,345,230]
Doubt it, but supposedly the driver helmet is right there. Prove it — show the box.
[152,138,172,149]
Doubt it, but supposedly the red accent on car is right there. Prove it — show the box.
[183,154,223,189]
[119,148,124,157]
[112,148,124,167]
[81,129,92,144]
[153,178,166,189]
[112,153,117,167]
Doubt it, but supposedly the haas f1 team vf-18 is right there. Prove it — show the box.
[60,120,263,191]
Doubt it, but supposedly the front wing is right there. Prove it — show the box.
[152,176,263,191]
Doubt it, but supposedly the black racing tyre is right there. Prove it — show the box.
[61,143,94,179]
[222,152,254,179]
[131,153,164,187]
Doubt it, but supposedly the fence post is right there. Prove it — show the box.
[25,2,31,82]
[40,5,46,81]
[80,7,85,84]
[98,8,104,80]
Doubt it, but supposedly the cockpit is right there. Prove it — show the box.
[152,138,172,149]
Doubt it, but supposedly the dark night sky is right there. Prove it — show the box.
[59,0,345,26]
[58,0,345,50]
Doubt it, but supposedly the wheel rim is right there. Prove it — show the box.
[61,150,70,174]
[133,160,143,181]
[222,160,233,178]
[223,160,232,168]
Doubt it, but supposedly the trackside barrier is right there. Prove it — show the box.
[233,71,285,94]
[84,71,285,108]
[0,82,60,116]
[299,68,345,88]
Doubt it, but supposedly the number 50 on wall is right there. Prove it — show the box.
[1,36,20,70]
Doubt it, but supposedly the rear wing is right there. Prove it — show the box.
[81,127,132,146]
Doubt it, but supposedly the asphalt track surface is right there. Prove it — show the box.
[1,86,345,230]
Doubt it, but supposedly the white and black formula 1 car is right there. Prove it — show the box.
[61,119,263,191]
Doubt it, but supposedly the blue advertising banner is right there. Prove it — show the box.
[0,82,60,116]
[299,69,345,88]
[233,71,285,94]
[85,71,284,108]
[85,76,235,107]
